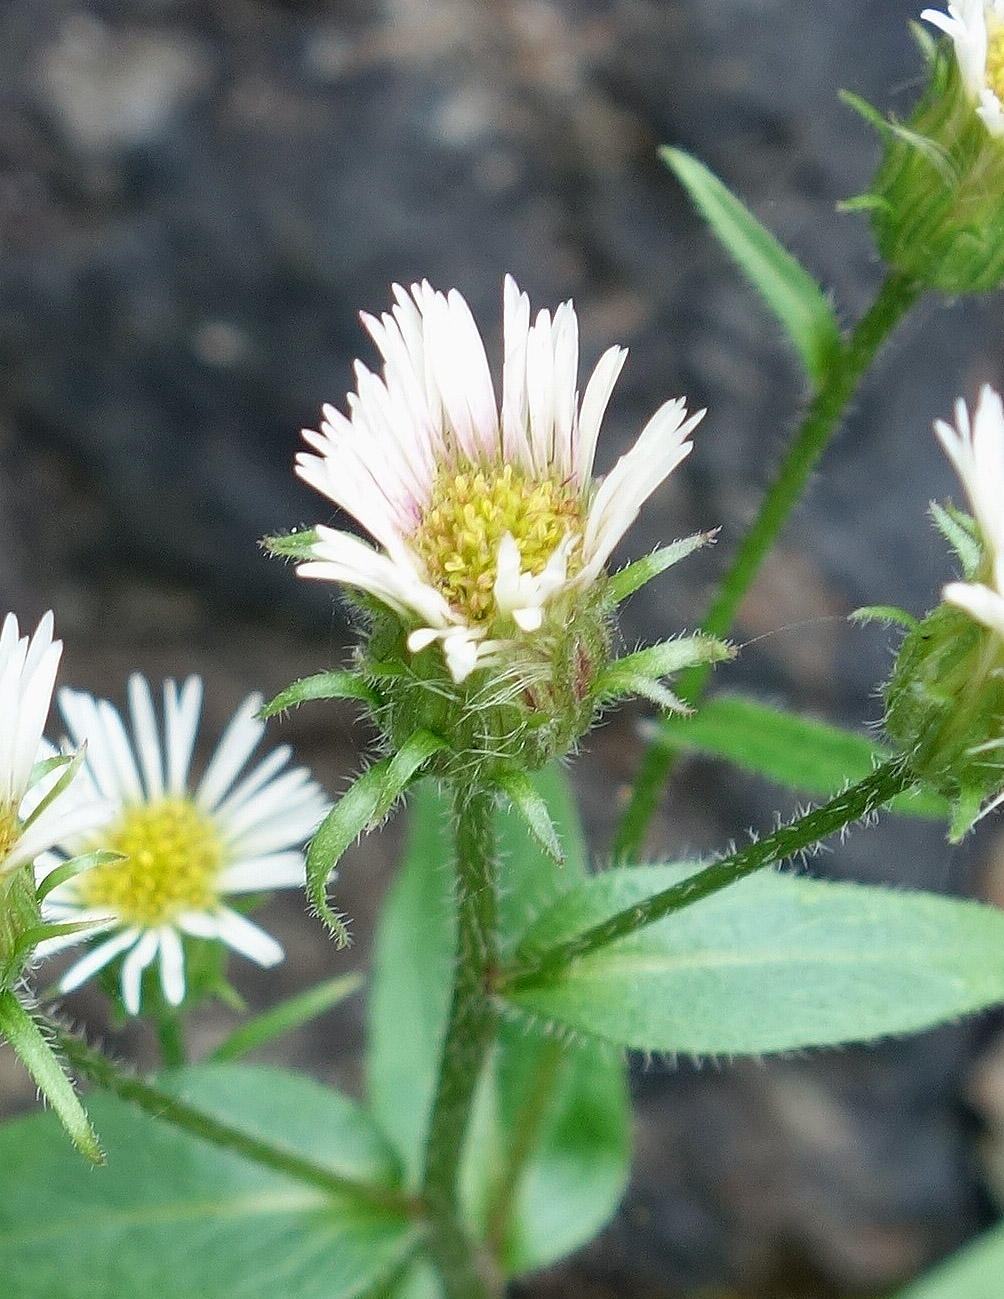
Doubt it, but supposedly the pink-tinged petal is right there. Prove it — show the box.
[576,346,627,487]
[582,400,702,578]
[501,275,534,469]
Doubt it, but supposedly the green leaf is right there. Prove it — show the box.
[264,528,321,561]
[367,779,455,1191]
[260,671,379,719]
[656,693,949,818]
[495,769,564,865]
[381,1256,445,1299]
[892,1218,1004,1298]
[307,731,447,941]
[505,866,1004,1053]
[660,146,841,385]
[931,501,981,577]
[0,1063,413,1299]
[0,992,103,1165]
[210,973,364,1061]
[604,533,714,606]
[849,605,919,630]
[367,767,630,1273]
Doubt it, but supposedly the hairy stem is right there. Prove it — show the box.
[506,759,913,989]
[53,1025,418,1215]
[422,786,503,1299]
[614,269,923,860]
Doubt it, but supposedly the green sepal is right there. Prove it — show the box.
[210,973,364,1062]
[931,501,981,576]
[494,769,564,866]
[19,749,84,836]
[849,605,919,631]
[35,851,124,903]
[261,670,380,719]
[0,991,103,1164]
[306,729,449,942]
[660,146,841,385]
[596,635,731,706]
[262,528,321,561]
[604,532,714,607]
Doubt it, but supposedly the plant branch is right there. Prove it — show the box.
[52,1025,418,1216]
[613,269,923,860]
[506,758,913,989]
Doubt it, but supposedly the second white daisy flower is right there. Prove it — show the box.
[36,675,330,1015]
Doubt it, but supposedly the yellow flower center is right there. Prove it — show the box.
[411,461,583,624]
[987,20,1004,104]
[80,797,223,926]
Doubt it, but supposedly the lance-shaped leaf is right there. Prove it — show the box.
[263,528,321,561]
[596,635,731,709]
[504,866,1004,1054]
[211,973,364,1062]
[604,533,714,607]
[0,991,102,1164]
[306,730,448,941]
[261,671,379,719]
[654,694,948,818]
[891,1216,1004,1298]
[661,147,841,385]
[495,769,564,865]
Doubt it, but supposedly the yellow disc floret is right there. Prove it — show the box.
[81,796,223,926]
[412,461,583,623]
[987,21,1004,105]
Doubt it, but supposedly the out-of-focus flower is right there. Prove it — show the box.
[36,675,329,1015]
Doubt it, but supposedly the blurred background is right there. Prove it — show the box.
[3,1,1004,1295]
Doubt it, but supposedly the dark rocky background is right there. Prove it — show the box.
[2,1,1004,1295]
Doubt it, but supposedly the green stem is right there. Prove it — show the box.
[613,269,924,860]
[505,758,912,989]
[155,1013,187,1069]
[52,1025,418,1216]
[421,787,503,1299]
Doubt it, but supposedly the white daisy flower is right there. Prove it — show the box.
[922,0,1004,134]
[295,276,703,683]
[0,611,108,877]
[35,675,329,1015]
[934,384,1004,633]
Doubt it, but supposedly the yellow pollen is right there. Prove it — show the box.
[988,22,1004,104]
[411,462,584,624]
[81,797,223,926]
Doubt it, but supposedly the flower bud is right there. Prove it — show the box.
[884,387,1004,836]
[861,8,1004,294]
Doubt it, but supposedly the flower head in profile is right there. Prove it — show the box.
[923,1,1004,133]
[36,675,329,1015]
[295,276,703,684]
[934,383,1004,629]
[0,612,108,878]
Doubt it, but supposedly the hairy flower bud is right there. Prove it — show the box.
[859,8,1004,294]
[885,387,1004,836]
